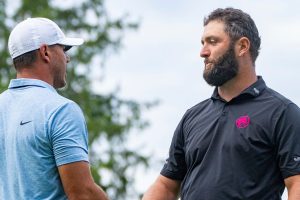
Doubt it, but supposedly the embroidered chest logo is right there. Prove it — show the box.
[236,115,250,129]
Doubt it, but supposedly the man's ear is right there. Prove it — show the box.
[236,37,250,57]
[38,44,51,63]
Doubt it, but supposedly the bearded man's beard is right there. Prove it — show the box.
[203,44,239,86]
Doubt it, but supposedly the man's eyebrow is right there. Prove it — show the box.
[201,36,218,44]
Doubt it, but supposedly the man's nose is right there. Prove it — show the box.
[200,46,210,58]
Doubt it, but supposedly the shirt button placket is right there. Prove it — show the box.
[222,110,227,116]
[222,104,227,117]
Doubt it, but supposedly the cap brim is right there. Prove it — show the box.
[58,37,84,47]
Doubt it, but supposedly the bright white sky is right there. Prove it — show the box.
[100,1,300,199]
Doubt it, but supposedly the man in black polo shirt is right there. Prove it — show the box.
[143,8,300,200]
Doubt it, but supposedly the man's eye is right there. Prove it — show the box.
[210,39,217,44]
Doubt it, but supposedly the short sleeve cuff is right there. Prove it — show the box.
[56,152,89,166]
[281,168,300,179]
[160,167,185,181]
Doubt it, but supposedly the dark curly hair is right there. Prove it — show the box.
[204,8,261,63]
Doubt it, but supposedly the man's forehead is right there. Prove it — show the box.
[201,20,227,40]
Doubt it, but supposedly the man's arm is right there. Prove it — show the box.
[285,175,300,200]
[142,175,181,200]
[58,161,109,200]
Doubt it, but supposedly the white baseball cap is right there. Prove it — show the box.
[8,17,84,59]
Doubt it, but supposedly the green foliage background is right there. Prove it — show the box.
[0,0,154,199]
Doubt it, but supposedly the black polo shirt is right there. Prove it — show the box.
[161,77,300,200]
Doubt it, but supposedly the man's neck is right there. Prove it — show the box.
[217,71,257,102]
[16,64,54,87]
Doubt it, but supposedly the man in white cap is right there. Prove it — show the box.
[0,18,109,200]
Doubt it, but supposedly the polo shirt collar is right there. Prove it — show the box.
[8,78,57,93]
[211,76,266,101]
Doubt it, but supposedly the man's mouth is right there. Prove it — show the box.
[205,62,213,70]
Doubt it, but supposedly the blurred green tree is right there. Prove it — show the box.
[0,0,153,199]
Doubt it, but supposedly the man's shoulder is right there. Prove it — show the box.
[189,98,212,110]
[183,98,212,119]
[263,86,294,106]
[0,89,9,100]
[29,87,72,106]
[21,86,80,117]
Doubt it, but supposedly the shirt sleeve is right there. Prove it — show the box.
[160,112,188,181]
[49,102,89,166]
[275,103,300,179]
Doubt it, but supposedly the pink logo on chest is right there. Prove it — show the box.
[236,115,250,128]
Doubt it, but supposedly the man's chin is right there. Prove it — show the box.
[203,73,230,87]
